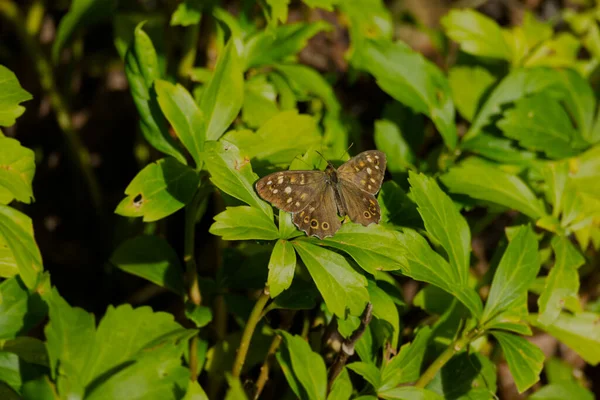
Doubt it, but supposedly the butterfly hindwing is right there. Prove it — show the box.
[336,150,386,195]
[255,170,327,213]
[292,185,341,238]
[337,180,381,226]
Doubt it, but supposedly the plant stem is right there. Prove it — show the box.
[232,289,270,378]
[189,335,199,380]
[254,333,283,399]
[184,191,203,306]
[414,327,481,388]
[0,0,102,214]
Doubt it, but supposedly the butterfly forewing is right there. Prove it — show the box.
[255,170,326,213]
[337,180,381,226]
[336,150,386,195]
[293,186,341,238]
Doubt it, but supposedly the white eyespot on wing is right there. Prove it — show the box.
[273,189,278,194]
[267,180,272,185]
[287,197,293,203]
[284,186,292,194]
[277,177,284,184]
[366,167,372,174]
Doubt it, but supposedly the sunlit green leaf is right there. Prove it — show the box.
[0,277,46,339]
[0,206,43,289]
[155,80,205,168]
[209,206,279,241]
[115,158,200,222]
[409,172,471,285]
[267,239,296,297]
[355,39,456,149]
[448,66,496,122]
[442,9,511,60]
[199,40,244,141]
[293,240,368,318]
[171,0,202,26]
[0,138,35,204]
[125,23,186,163]
[538,236,584,326]
[0,65,32,127]
[482,225,540,325]
[492,332,544,393]
[204,141,272,218]
[441,158,546,219]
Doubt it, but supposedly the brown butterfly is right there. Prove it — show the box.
[255,150,387,239]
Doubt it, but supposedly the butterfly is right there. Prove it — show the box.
[255,150,387,239]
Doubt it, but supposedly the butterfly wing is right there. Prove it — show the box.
[255,170,327,213]
[337,180,381,226]
[336,150,386,195]
[292,185,341,239]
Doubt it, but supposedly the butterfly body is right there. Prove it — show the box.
[255,150,387,239]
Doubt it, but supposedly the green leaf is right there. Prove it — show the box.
[223,110,321,165]
[0,65,32,127]
[183,380,209,400]
[155,80,205,168]
[327,367,352,400]
[379,326,431,391]
[378,387,443,400]
[85,344,189,400]
[199,40,244,141]
[553,69,596,144]
[22,376,58,400]
[0,337,48,367]
[241,75,280,128]
[441,9,511,60]
[0,277,46,339]
[317,223,403,274]
[115,157,200,222]
[426,352,497,400]
[498,94,582,159]
[367,280,400,347]
[278,331,327,400]
[0,352,22,395]
[338,0,392,65]
[125,23,186,163]
[464,67,562,141]
[224,374,249,400]
[374,119,415,173]
[110,235,185,295]
[52,0,118,62]
[537,236,584,326]
[347,362,381,388]
[0,205,43,289]
[244,22,329,69]
[530,312,600,365]
[482,225,540,324]
[355,39,457,149]
[269,280,318,311]
[171,0,202,26]
[44,288,95,396]
[0,138,35,204]
[81,304,187,386]
[460,132,536,165]
[448,66,496,122]
[209,206,279,241]
[529,383,594,400]
[267,239,296,297]
[492,332,544,393]
[409,172,470,285]
[266,0,290,25]
[204,140,272,217]
[292,240,368,318]
[378,181,421,229]
[185,304,212,328]
[440,158,546,219]
[395,229,482,318]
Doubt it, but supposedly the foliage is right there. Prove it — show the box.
[1,1,599,399]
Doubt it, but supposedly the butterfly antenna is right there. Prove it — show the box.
[291,154,313,169]
[339,142,355,159]
[315,150,334,169]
